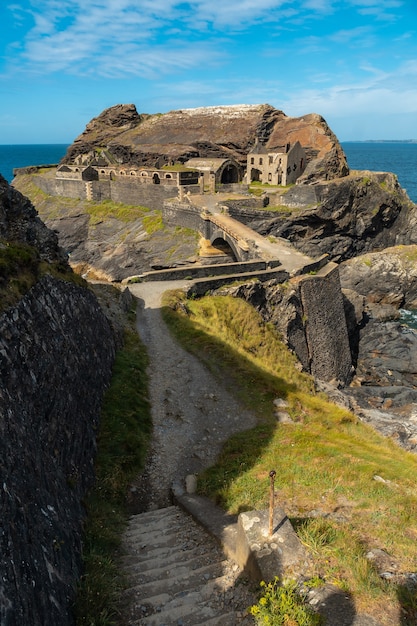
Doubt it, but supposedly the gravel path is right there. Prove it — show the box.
[128,281,257,510]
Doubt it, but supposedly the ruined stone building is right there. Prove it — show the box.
[247,140,306,186]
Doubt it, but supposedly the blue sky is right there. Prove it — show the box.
[1,0,416,144]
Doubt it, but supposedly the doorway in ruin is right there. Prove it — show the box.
[152,173,161,184]
[250,168,262,182]
[220,163,239,184]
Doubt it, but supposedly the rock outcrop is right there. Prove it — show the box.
[61,103,348,182]
[0,177,117,624]
[0,173,66,264]
[217,264,353,386]
[247,172,414,263]
[339,245,417,308]
[333,246,417,450]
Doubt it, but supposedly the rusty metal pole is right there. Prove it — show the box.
[269,470,276,537]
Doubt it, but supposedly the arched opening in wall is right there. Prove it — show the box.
[153,173,161,185]
[250,168,262,182]
[109,170,116,180]
[165,173,172,179]
[220,163,239,184]
[210,237,238,261]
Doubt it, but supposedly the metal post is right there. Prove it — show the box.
[269,470,276,537]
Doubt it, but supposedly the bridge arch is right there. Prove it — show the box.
[209,228,244,261]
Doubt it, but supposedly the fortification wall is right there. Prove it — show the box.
[33,176,202,211]
[162,202,204,231]
[0,275,116,625]
[35,176,88,200]
[110,179,177,209]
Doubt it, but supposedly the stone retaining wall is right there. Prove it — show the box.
[0,275,116,625]
[33,176,201,211]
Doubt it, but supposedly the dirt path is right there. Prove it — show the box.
[128,280,257,510]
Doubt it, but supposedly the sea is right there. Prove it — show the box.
[0,144,69,184]
[342,142,417,203]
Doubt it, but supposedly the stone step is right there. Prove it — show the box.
[119,505,255,625]
[123,552,219,584]
[127,580,240,625]
[124,507,184,535]
[125,559,228,602]
[121,545,211,573]
[192,612,239,626]
[119,543,210,569]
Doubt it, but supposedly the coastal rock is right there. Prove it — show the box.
[64,103,143,163]
[217,266,353,386]
[0,173,65,263]
[247,172,414,263]
[61,103,348,181]
[11,175,200,282]
[0,275,116,626]
[339,245,417,309]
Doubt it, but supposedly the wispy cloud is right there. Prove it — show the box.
[6,0,344,78]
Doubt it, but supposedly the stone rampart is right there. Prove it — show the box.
[35,176,89,200]
[0,274,116,625]
[32,175,202,211]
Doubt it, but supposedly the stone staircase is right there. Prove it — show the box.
[119,505,255,625]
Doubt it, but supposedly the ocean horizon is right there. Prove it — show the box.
[0,141,416,203]
[0,144,69,185]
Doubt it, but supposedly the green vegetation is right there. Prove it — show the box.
[74,325,152,625]
[0,242,40,305]
[142,212,164,234]
[162,291,417,622]
[250,578,322,625]
[161,164,195,171]
[86,199,151,224]
[0,240,85,313]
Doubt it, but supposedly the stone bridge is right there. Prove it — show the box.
[201,210,327,275]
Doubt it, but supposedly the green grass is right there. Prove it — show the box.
[0,240,86,313]
[142,212,164,234]
[73,326,152,625]
[162,291,417,622]
[86,199,151,224]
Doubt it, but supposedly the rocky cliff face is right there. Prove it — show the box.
[217,264,353,386]
[247,171,414,263]
[334,246,417,451]
[62,103,348,182]
[0,173,66,264]
[0,178,117,624]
